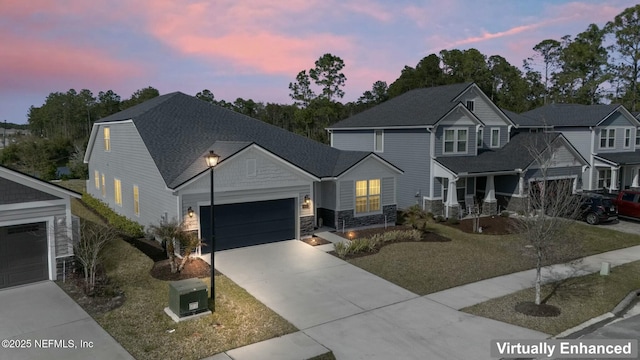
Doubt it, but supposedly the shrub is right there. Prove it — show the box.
[447,217,459,225]
[500,210,511,218]
[82,193,144,238]
[435,215,445,223]
[333,230,423,258]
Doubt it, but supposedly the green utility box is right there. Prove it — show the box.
[168,278,208,317]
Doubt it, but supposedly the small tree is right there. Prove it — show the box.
[403,204,430,233]
[148,219,204,273]
[512,134,583,306]
[74,220,118,294]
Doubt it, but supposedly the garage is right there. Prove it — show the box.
[0,222,48,289]
[200,198,296,252]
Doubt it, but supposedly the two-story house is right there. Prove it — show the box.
[514,104,640,192]
[328,83,587,217]
[83,92,402,253]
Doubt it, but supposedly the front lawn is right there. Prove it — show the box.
[74,237,298,360]
[346,220,640,295]
[462,260,640,335]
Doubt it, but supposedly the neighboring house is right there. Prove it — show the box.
[514,104,640,192]
[84,92,402,253]
[328,83,587,217]
[0,165,80,290]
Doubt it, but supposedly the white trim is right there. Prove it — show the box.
[0,199,68,211]
[598,128,616,149]
[442,127,469,154]
[327,125,433,131]
[374,130,384,153]
[451,84,517,126]
[335,153,403,179]
[0,216,57,282]
[595,106,640,127]
[490,127,500,148]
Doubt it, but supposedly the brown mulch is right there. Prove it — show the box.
[443,216,516,235]
[57,271,125,317]
[150,257,218,281]
[301,236,332,246]
[515,301,561,317]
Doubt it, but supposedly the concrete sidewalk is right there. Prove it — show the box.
[426,244,640,310]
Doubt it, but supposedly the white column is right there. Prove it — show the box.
[484,175,496,202]
[610,167,619,191]
[518,174,525,197]
[445,178,458,207]
[633,168,640,188]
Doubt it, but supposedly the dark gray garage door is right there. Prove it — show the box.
[200,198,295,252]
[0,222,48,289]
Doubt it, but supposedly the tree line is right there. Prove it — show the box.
[1,4,638,179]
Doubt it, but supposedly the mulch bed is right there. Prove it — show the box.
[443,216,517,235]
[57,270,126,317]
[515,302,561,317]
[150,258,217,281]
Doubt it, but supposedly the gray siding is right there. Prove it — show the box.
[338,180,354,210]
[320,181,336,209]
[595,127,636,153]
[382,177,394,205]
[0,204,65,223]
[434,125,477,157]
[379,129,430,209]
[332,130,374,151]
[525,166,583,183]
[556,128,592,160]
[87,122,178,229]
[601,111,635,127]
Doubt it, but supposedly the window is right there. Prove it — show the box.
[103,127,111,151]
[133,185,140,216]
[465,100,474,112]
[101,174,106,198]
[114,179,122,206]
[355,179,381,214]
[490,128,500,148]
[374,130,383,152]
[477,128,483,147]
[598,169,611,189]
[625,128,632,148]
[600,128,615,149]
[636,128,640,146]
[444,129,467,154]
[94,170,100,189]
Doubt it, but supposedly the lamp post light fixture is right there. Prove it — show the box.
[204,151,220,306]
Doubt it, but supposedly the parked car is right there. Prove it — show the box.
[614,190,640,219]
[576,193,618,225]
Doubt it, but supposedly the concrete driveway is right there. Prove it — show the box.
[596,217,640,235]
[215,240,547,359]
[0,281,133,360]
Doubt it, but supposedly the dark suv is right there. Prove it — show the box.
[577,193,618,225]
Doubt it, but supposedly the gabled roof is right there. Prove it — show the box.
[502,109,551,128]
[90,92,395,189]
[516,104,634,127]
[595,150,640,166]
[328,83,474,129]
[0,164,81,201]
[435,132,586,175]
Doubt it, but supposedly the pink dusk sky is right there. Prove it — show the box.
[0,0,637,124]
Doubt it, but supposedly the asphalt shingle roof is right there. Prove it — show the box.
[596,150,640,166]
[516,104,621,127]
[435,132,560,174]
[328,83,473,128]
[96,92,388,188]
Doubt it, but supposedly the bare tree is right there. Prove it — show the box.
[512,133,583,306]
[74,220,118,294]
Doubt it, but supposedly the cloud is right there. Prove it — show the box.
[0,33,144,92]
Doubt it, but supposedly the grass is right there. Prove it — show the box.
[347,221,640,295]
[90,237,297,360]
[462,260,640,335]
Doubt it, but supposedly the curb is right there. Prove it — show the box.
[555,288,640,339]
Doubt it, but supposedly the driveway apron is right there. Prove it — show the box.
[215,240,547,359]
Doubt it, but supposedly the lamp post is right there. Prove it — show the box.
[204,151,220,306]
